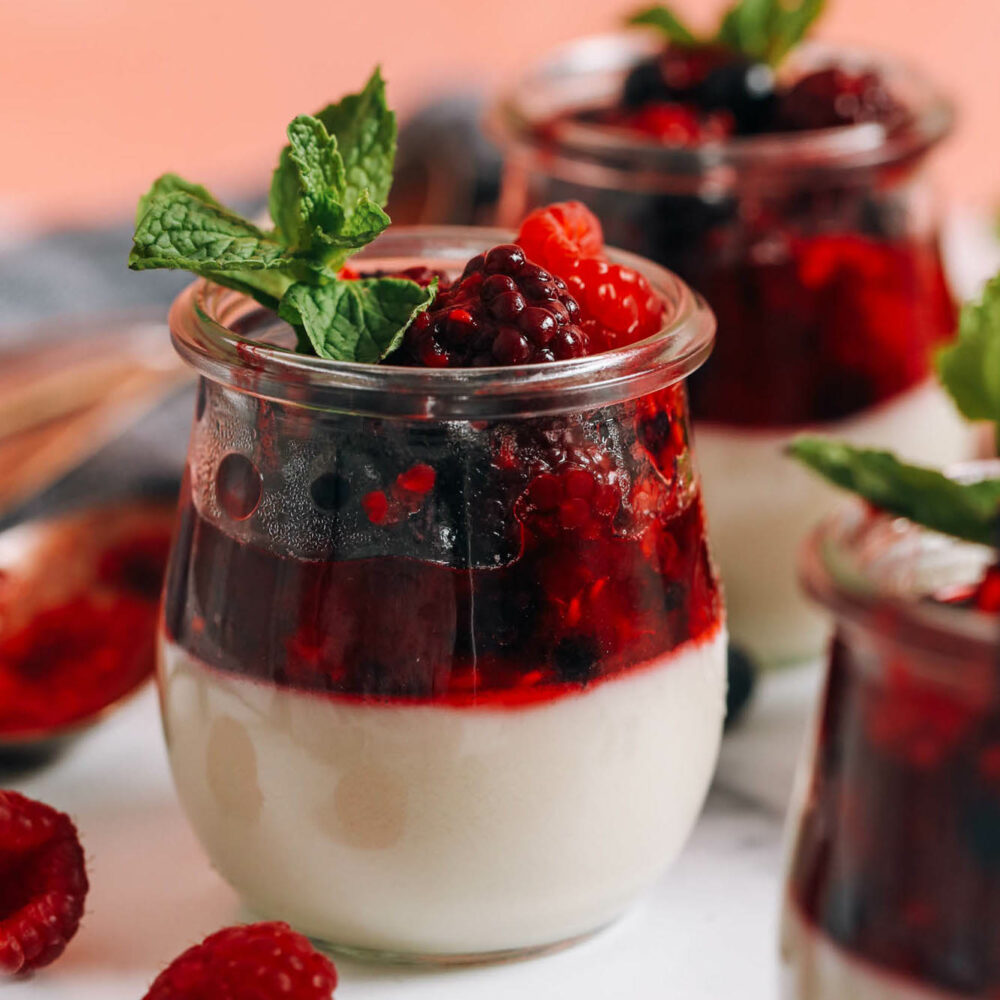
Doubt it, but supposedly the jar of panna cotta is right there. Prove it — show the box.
[159,227,726,963]
[493,35,968,665]
[782,489,999,999]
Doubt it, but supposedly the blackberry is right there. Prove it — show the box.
[389,243,590,367]
[698,60,777,135]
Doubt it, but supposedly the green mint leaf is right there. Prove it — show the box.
[936,274,1000,447]
[269,116,347,249]
[627,5,699,44]
[135,173,222,227]
[130,190,304,307]
[278,277,436,363]
[715,0,825,64]
[788,437,1000,547]
[315,67,397,211]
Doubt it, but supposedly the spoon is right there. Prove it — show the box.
[0,499,177,766]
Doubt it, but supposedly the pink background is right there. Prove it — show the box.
[1,0,996,227]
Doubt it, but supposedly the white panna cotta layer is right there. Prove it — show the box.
[159,623,727,957]
[782,903,957,1000]
[696,380,972,665]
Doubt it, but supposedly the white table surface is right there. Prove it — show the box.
[6,678,794,1000]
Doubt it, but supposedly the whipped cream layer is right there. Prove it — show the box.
[159,623,726,957]
[696,380,972,665]
[782,903,957,1000]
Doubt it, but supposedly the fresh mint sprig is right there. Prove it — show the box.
[936,274,1000,453]
[129,68,435,362]
[789,276,1000,545]
[629,0,826,66]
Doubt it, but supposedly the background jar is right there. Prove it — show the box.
[493,33,968,666]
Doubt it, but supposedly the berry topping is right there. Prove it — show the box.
[516,203,665,348]
[390,242,590,367]
[142,922,338,1000]
[777,68,903,131]
[0,791,88,975]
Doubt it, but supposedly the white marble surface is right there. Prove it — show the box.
[5,684,788,1000]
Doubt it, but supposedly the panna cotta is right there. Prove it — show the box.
[156,217,727,960]
[696,379,970,663]
[160,623,725,955]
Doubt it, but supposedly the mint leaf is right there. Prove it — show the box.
[279,277,436,363]
[936,274,1000,448]
[315,67,397,211]
[632,0,825,64]
[268,108,391,265]
[628,5,699,44]
[717,0,826,64]
[788,437,1000,547]
[136,173,222,227]
[130,190,303,306]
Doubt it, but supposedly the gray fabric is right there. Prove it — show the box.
[0,222,199,527]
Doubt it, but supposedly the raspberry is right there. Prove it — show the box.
[0,791,88,975]
[778,68,902,131]
[389,243,590,367]
[516,204,665,348]
[516,202,604,276]
[518,437,624,541]
[142,922,338,1000]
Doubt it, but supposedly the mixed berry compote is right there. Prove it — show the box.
[158,228,726,960]
[782,494,1000,999]
[494,34,969,662]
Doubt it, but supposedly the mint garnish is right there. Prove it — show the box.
[279,277,437,364]
[936,274,1000,452]
[789,275,1000,546]
[629,0,827,65]
[788,439,1000,547]
[129,68,427,363]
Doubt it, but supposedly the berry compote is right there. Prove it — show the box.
[783,499,1000,1000]
[494,35,969,663]
[158,228,726,961]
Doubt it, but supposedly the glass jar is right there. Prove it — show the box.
[782,487,999,998]
[158,227,727,963]
[492,34,970,665]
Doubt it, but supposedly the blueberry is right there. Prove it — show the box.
[724,644,757,729]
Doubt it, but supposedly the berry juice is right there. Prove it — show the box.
[782,503,999,999]
[158,231,727,960]
[494,36,969,663]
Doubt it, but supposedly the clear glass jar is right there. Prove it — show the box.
[782,485,999,998]
[158,227,728,963]
[492,34,970,665]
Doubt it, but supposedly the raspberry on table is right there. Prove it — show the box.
[142,921,338,1000]
[0,790,89,976]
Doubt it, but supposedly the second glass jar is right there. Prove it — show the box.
[494,34,969,664]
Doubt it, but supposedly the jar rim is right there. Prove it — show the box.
[799,462,998,661]
[168,224,715,419]
[490,34,954,190]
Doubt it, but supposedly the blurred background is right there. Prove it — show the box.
[1,0,998,231]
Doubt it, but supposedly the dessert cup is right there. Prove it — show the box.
[782,480,999,998]
[493,34,969,665]
[158,227,727,963]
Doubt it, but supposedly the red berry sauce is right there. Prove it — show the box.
[163,384,721,708]
[787,629,1000,994]
[0,504,173,739]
